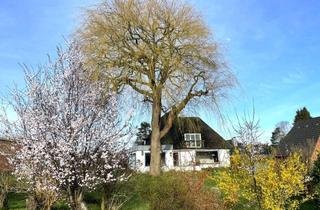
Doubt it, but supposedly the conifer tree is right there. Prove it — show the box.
[136,122,151,145]
[294,107,311,123]
[270,127,282,146]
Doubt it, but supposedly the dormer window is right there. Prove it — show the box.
[184,133,202,148]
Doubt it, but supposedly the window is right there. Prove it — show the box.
[196,151,219,163]
[173,152,179,166]
[212,151,219,162]
[184,133,202,148]
[161,152,166,166]
[145,153,165,167]
[129,153,136,167]
[145,153,150,166]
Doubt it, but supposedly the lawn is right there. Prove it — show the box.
[6,192,26,210]
[3,192,147,210]
[3,192,100,210]
[299,200,319,210]
[4,192,318,210]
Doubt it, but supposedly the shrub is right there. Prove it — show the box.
[83,191,101,204]
[0,172,18,209]
[214,152,307,209]
[51,202,70,210]
[134,171,226,210]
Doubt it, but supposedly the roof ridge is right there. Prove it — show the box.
[296,117,320,124]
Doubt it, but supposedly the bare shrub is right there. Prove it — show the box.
[134,171,226,210]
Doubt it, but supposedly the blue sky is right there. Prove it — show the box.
[1,0,320,142]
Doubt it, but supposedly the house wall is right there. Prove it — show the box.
[178,150,196,167]
[130,147,230,172]
[165,151,174,168]
[130,150,148,172]
[218,149,230,167]
[173,149,230,170]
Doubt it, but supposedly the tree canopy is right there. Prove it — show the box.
[78,0,235,175]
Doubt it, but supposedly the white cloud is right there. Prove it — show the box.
[281,70,305,84]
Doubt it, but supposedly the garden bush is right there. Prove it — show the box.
[51,202,70,210]
[133,171,226,210]
[83,191,101,204]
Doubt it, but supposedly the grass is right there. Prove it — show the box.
[4,191,319,210]
[82,191,148,210]
[6,192,26,210]
[4,192,145,210]
[86,204,100,210]
[3,192,101,210]
[120,193,149,210]
[299,199,319,210]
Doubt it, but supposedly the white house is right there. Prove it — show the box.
[130,117,231,172]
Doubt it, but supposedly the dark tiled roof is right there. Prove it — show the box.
[278,117,320,159]
[146,116,231,149]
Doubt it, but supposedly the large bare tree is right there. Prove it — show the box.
[78,0,235,176]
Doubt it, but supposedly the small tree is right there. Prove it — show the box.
[135,122,151,145]
[294,107,311,123]
[1,42,130,210]
[276,121,291,135]
[216,110,307,209]
[231,110,264,209]
[78,0,235,176]
[215,150,257,208]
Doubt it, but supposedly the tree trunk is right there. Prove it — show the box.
[26,195,36,210]
[101,183,115,210]
[149,95,162,176]
[0,190,8,210]
[26,195,52,210]
[69,189,87,210]
[100,194,105,210]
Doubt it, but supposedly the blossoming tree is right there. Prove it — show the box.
[1,42,130,210]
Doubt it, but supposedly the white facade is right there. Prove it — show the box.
[130,144,230,172]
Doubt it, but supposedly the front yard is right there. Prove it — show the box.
[3,170,318,210]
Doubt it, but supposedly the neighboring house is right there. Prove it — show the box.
[0,138,16,172]
[130,116,232,172]
[278,117,320,161]
[227,138,271,156]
